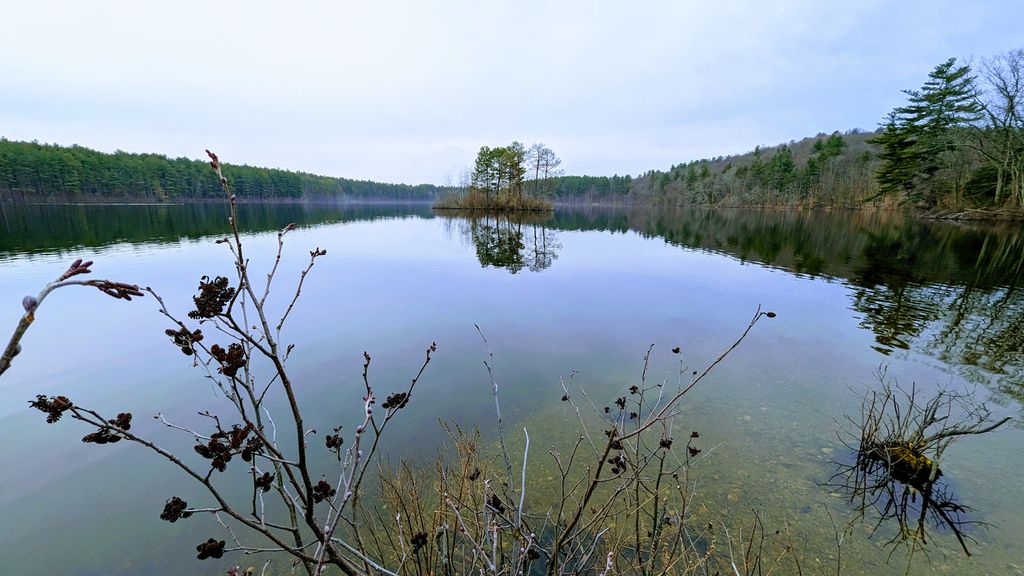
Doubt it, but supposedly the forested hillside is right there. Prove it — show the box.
[546,130,880,207]
[0,140,445,202]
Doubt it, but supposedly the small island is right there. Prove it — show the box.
[433,142,559,211]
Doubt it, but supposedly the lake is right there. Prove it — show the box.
[0,202,1021,575]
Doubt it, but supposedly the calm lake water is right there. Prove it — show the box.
[0,203,1021,575]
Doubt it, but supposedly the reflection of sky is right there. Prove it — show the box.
[0,213,1022,575]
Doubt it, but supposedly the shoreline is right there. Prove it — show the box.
[3,196,1022,223]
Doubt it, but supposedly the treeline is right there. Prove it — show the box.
[0,140,447,202]
[873,52,1024,209]
[544,131,879,207]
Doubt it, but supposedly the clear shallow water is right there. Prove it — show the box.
[0,203,1021,575]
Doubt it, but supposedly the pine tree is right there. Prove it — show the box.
[872,57,982,206]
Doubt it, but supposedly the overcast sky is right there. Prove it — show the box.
[2,1,1022,184]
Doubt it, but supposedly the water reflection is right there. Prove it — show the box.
[0,202,435,254]
[551,207,1024,404]
[2,203,1021,401]
[437,210,561,273]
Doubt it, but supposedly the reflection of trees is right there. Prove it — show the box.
[0,202,435,254]
[437,210,560,274]
[470,216,526,273]
[555,206,1024,405]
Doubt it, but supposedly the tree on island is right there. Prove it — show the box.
[471,142,528,203]
[437,142,560,210]
[527,143,563,196]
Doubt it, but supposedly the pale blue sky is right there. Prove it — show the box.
[2,0,1022,184]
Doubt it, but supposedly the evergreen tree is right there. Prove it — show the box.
[872,57,982,205]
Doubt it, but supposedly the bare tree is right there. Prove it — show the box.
[527,143,563,197]
[974,49,1024,205]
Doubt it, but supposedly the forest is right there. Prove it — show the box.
[0,140,445,202]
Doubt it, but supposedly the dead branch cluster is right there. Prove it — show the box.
[829,369,1011,564]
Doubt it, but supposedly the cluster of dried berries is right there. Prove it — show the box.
[602,428,622,445]
[607,454,627,475]
[254,472,275,493]
[325,427,343,451]
[629,385,639,394]
[381,392,409,410]
[682,427,701,457]
[659,437,673,449]
[628,411,638,420]
[160,496,192,522]
[196,538,226,560]
[560,394,569,402]
[195,423,256,472]
[189,276,235,320]
[410,532,428,553]
[467,467,481,481]
[111,412,132,429]
[672,346,681,354]
[241,436,263,463]
[166,327,204,355]
[197,438,227,461]
[82,412,133,445]
[210,343,247,377]
[487,494,505,514]
[614,396,627,410]
[82,429,120,444]
[312,479,336,503]
[29,395,73,423]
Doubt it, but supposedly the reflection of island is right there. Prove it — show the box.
[437,210,561,273]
